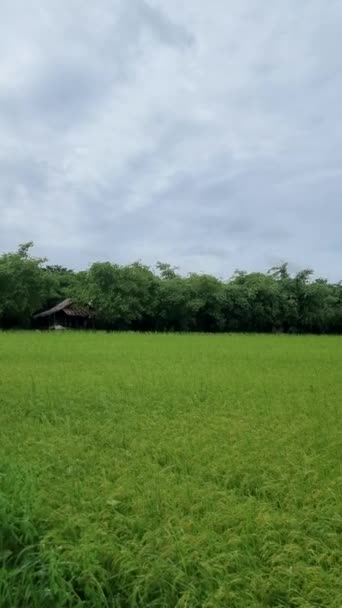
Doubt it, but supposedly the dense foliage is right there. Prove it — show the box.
[0,242,341,332]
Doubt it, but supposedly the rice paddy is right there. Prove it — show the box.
[0,333,341,607]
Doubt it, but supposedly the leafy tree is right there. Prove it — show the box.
[43,265,78,309]
[0,242,341,334]
[186,273,225,331]
[0,243,49,327]
[155,276,192,331]
[83,261,158,329]
[156,262,178,281]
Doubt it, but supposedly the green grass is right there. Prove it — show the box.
[0,333,341,608]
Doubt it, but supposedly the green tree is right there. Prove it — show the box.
[0,242,341,334]
[43,265,78,309]
[186,273,225,331]
[83,261,158,329]
[0,243,50,327]
[155,275,192,331]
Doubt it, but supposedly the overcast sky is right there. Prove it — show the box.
[1,1,342,279]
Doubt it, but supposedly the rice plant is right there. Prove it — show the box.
[0,333,341,607]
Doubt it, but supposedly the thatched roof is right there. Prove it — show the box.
[33,299,92,319]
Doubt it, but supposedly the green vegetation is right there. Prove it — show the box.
[0,332,341,607]
[1,242,342,332]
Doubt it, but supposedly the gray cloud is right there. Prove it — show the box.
[0,0,341,280]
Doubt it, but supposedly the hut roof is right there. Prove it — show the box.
[33,299,92,319]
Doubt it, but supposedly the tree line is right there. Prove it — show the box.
[0,242,341,333]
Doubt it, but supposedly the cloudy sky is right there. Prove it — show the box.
[1,0,342,279]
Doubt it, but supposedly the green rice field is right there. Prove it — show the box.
[0,333,341,607]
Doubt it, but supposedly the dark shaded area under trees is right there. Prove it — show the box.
[0,242,341,333]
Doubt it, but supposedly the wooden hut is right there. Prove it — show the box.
[33,299,94,329]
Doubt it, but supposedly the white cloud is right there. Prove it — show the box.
[0,0,342,279]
